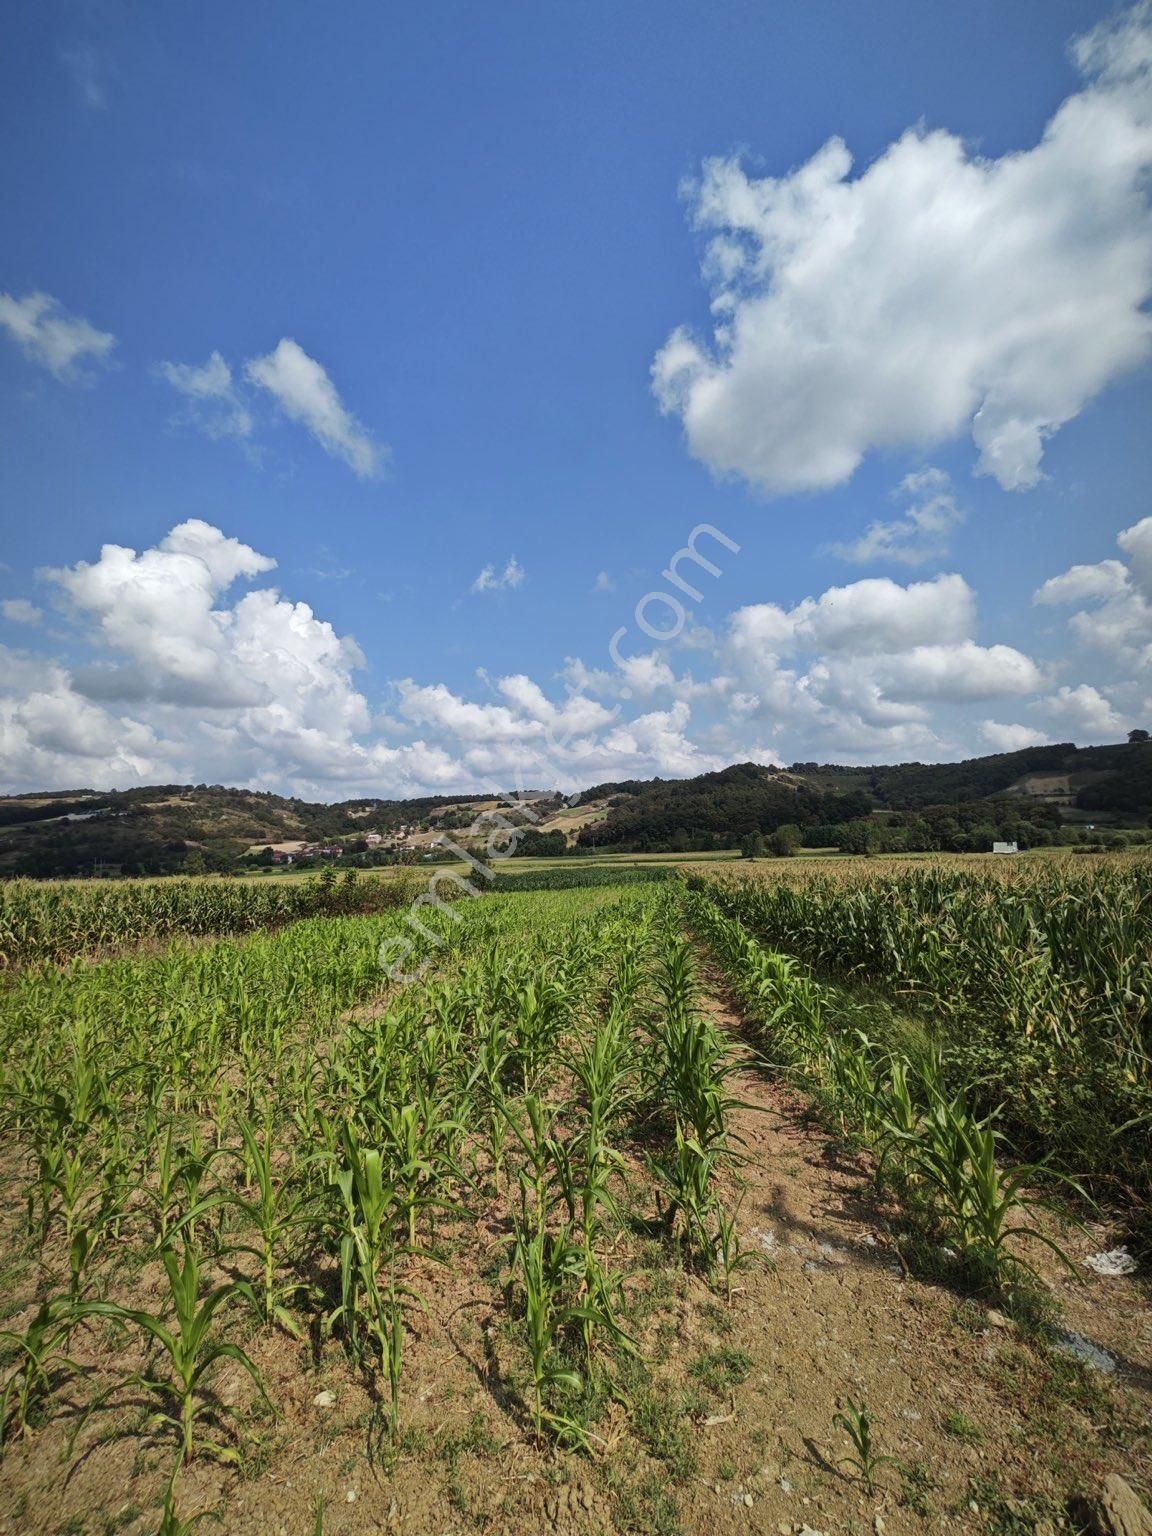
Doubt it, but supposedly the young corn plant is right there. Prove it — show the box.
[0,1295,95,1447]
[366,1084,465,1250]
[566,1007,637,1356]
[832,1398,898,1494]
[330,1121,423,1438]
[820,1031,883,1142]
[144,1121,225,1248]
[200,1113,315,1338]
[84,1237,266,1466]
[713,1188,757,1304]
[468,1011,516,1190]
[653,934,746,1271]
[881,1083,1085,1292]
[508,1207,618,1448]
[512,972,570,1092]
[501,1094,575,1237]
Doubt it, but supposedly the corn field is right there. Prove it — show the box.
[0,858,1147,1532]
[0,879,751,1529]
[0,868,418,970]
[686,859,1152,1231]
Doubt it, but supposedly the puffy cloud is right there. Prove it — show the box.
[14,521,419,791]
[158,352,253,441]
[46,520,279,707]
[731,573,975,660]
[0,649,166,789]
[593,571,615,593]
[821,642,1043,705]
[594,701,727,779]
[1034,560,1130,605]
[979,720,1050,752]
[0,291,115,381]
[1034,516,1152,667]
[653,4,1152,494]
[1040,683,1126,736]
[725,570,1043,758]
[395,676,614,748]
[245,338,383,478]
[0,519,743,796]
[1,599,41,625]
[472,556,525,594]
[829,468,964,567]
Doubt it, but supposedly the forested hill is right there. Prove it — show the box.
[1,737,1149,874]
[788,739,1152,810]
[574,740,1152,853]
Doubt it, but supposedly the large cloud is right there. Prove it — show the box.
[3,522,1129,797]
[730,573,977,657]
[1,521,739,796]
[653,3,1152,495]
[722,571,1045,758]
[2,522,407,791]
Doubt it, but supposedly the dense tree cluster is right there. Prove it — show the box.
[577,763,872,852]
[511,828,568,857]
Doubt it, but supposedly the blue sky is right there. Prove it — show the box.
[1,0,1150,796]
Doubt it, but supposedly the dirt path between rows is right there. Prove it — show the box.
[664,981,1152,1536]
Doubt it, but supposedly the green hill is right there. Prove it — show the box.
[2,737,1149,875]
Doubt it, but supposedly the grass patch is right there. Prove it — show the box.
[689,1346,754,1393]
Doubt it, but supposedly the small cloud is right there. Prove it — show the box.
[1,599,42,626]
[828,468,964,566]
[301,552,353,581]
[979,719,1048,752]
[0,291,116,381]
[158,351,253,441]
[61,45,107,110]
[592,571,615,593]
[472,556,525,595]
[245,338,384,479]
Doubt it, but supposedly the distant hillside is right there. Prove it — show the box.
[574,763,873,851]
[0,784,556,878]
[786,740,1152,811]
[2,738,1148,874]
[575,740,1152,854]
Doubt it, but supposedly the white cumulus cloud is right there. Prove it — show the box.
[653,3,1152,495]
[1034,515,1152,668]
[980,720,1050,752]
[1041,683,1126,736]
[725,570,1044,758]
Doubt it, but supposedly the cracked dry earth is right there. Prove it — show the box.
[1,983,1149,1536]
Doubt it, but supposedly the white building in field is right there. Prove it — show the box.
[992,841,1018,854]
